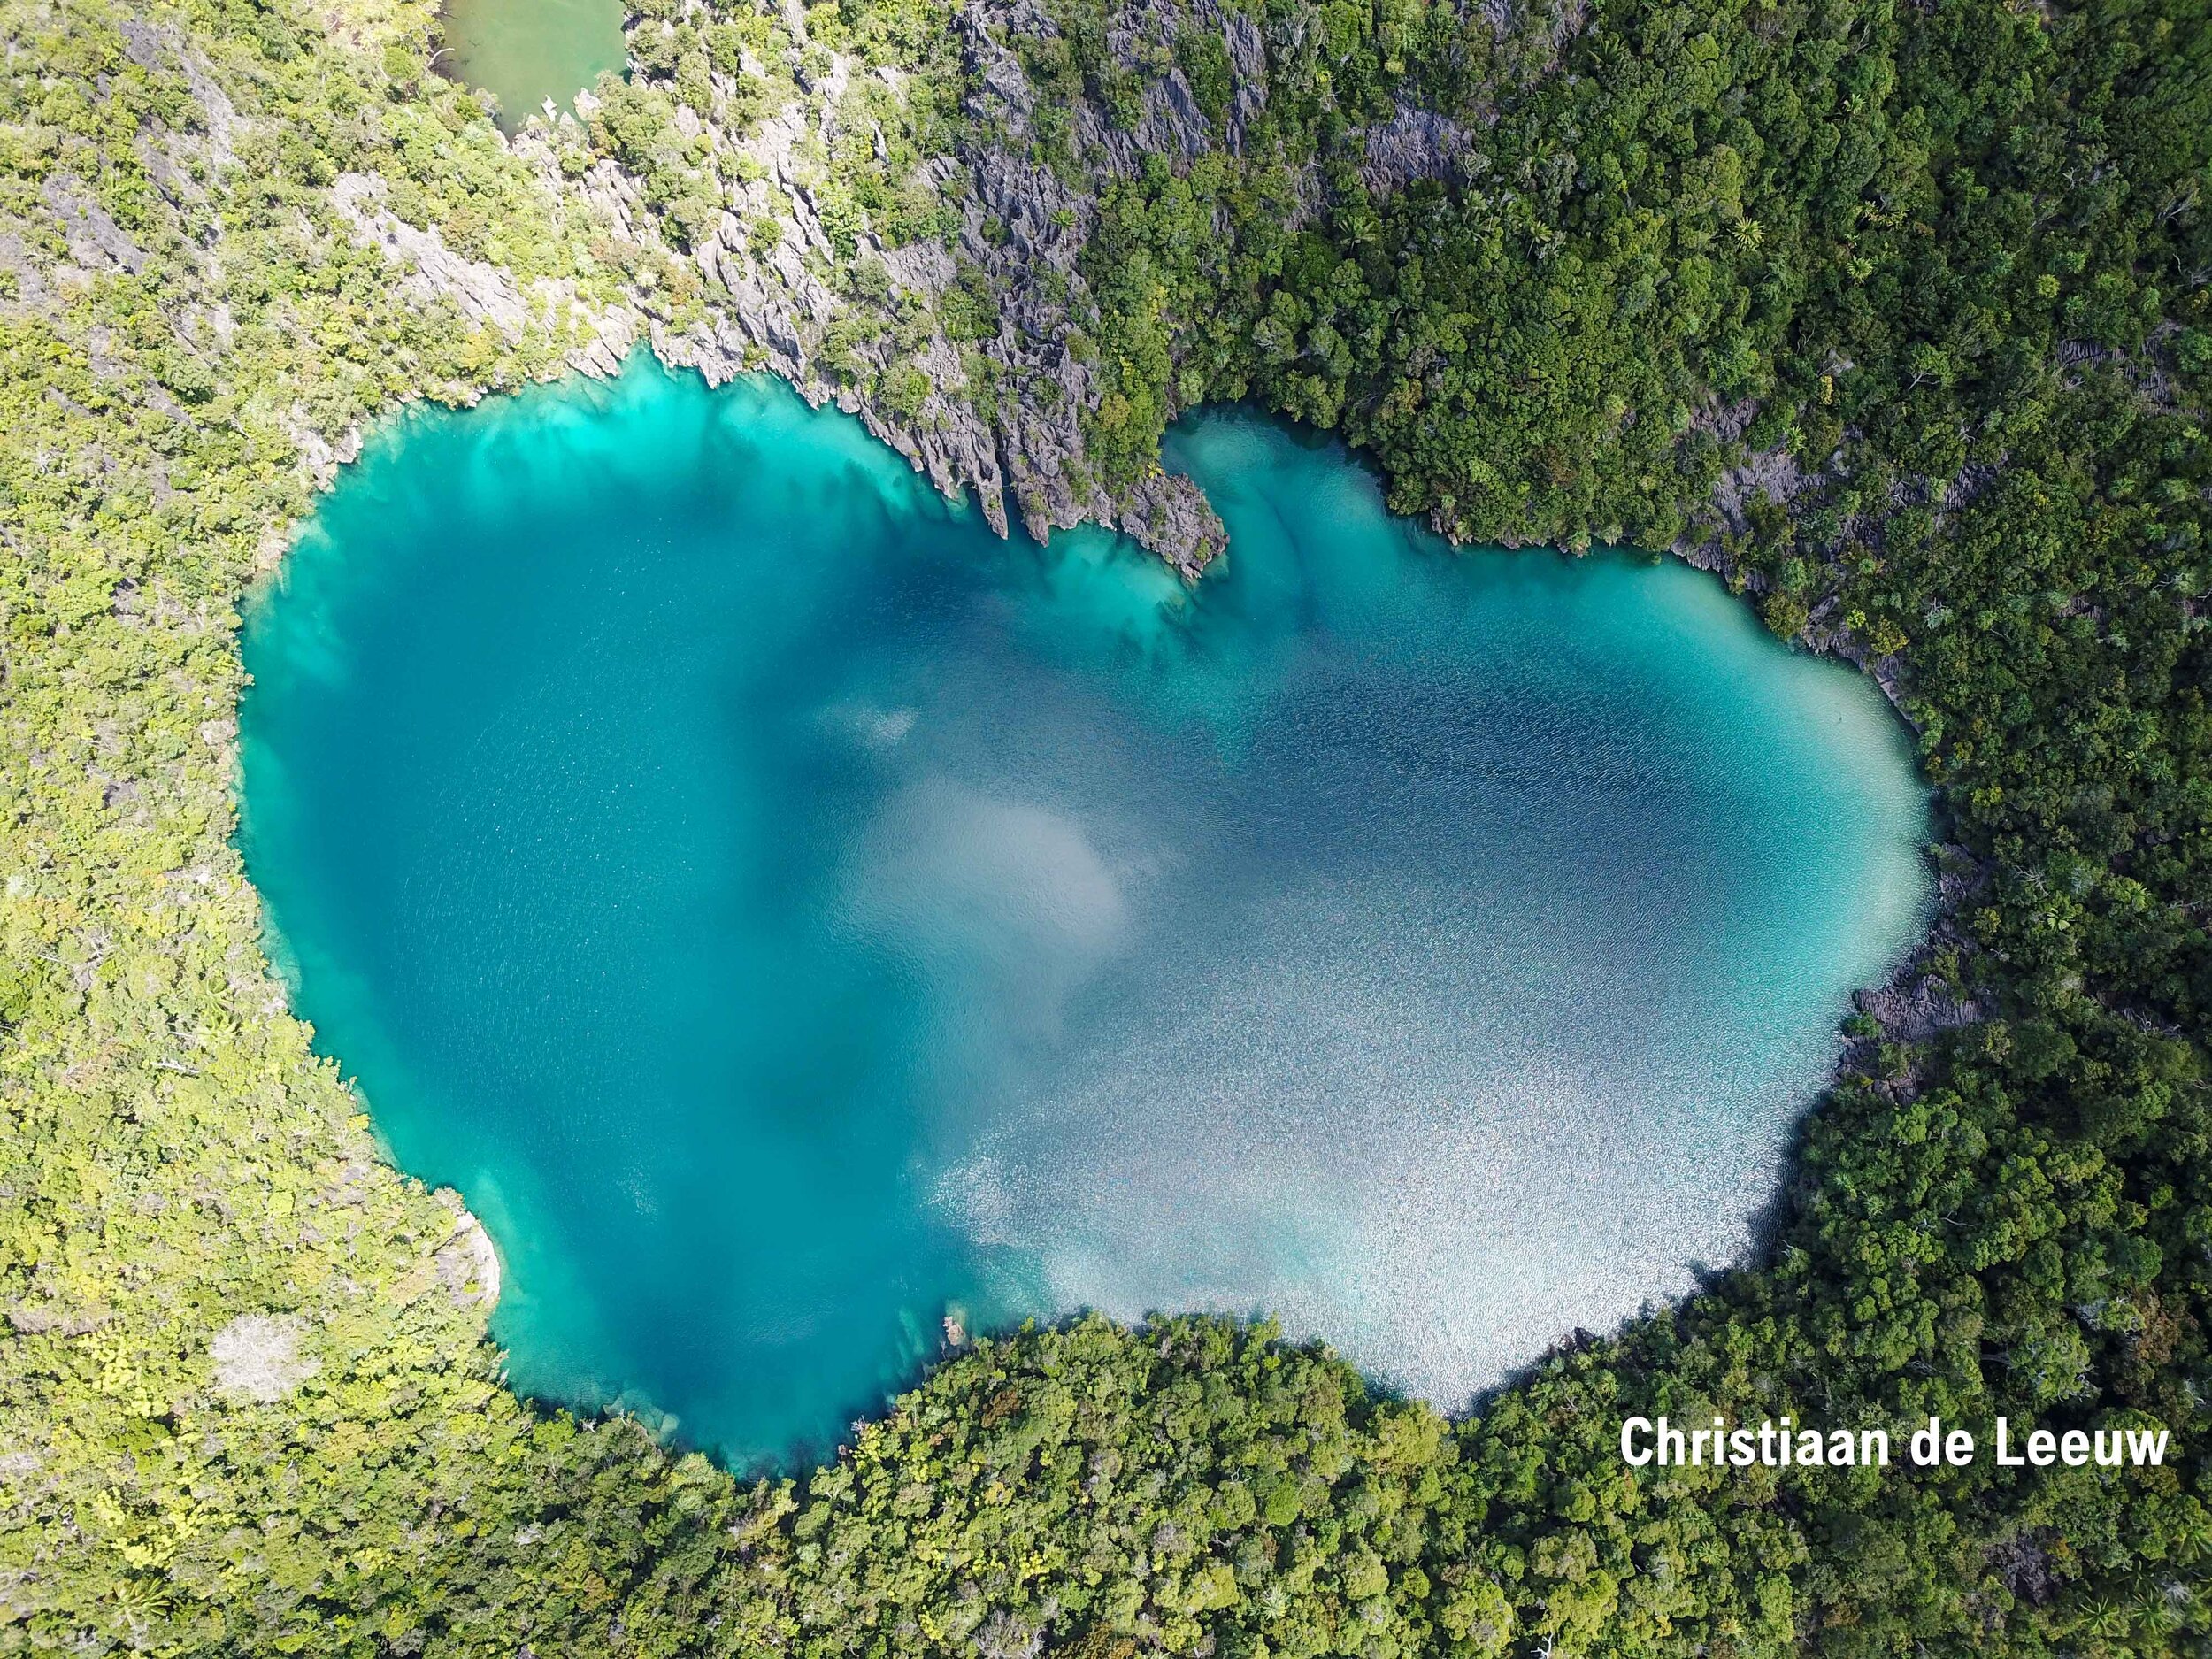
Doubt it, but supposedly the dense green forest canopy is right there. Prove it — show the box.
[2,0,2209,1650]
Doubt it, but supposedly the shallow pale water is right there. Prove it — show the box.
[239,360,1929,1468]
[438,0,625,131]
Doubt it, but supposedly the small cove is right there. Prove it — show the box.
[437,0,626,132]
[238,359,1931,1469]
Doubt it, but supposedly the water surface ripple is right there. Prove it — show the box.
[240,362,1929,1467]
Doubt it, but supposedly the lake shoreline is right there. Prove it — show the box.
[242,369,1932,1464]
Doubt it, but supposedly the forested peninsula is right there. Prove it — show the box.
[3,0,2208,1650]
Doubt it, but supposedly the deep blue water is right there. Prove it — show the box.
[239,359,1929,1468]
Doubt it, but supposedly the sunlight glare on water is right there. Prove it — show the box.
[239,360,1929,1468]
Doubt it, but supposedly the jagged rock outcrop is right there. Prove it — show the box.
[42,175,146,273]
[1360,101,1480,195]
[1854,959,1984,1046]
[334,173,541,337]
[433,1190,503,1310]
[331,171,620,366]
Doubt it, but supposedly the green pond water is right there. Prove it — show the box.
[438,0,625,131]
[239,359,1931,1468]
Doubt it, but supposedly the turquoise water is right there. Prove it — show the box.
[239,360,1929,1468]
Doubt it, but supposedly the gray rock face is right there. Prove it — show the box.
[210,1312,318,1403]
[42,175,146,274]
[1854,971,1985,1048]
[329,171,626,384]
[1113,470,1225,581]
[1361,102,1480,196]
[334,173,534,338]
[433,1190,503,1310]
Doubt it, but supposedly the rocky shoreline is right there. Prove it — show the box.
[331,0,1978,1075]
[549,0,1242,576]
